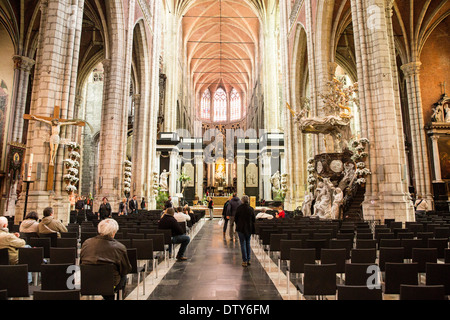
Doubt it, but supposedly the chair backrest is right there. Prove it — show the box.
[329,239,352,259]
[269,234,288,252]
[145,234,165,252]
[61,232,78,239]
[56,238,78,248]
[356,239,377,249]
[379,247,405,271]
[18,247,44,272]
[351,248,377,264]
[303,264,337,296]
[412,248,438,273]
[157,229,173,245]
[427,238,449,259]
[28,237,51,258]
[126,248,139,274]
[320,249,347,273]
[445,248,450,263]
[337,285,382,300]
[118,239,132,249]
[127,233,145,240]
[384,263,419,294]
[0,289,7,300]
[0,248,9,265]
[400,285,445,300]
[80,264,115,296]
[280,240,303,261]
[356,233,374,240]
[379,239,402,248]
[425,263,450,295]
[20,232,39,243]
[0,265,29,297]
[34,289,81,300]
[305,239,329,260]
[50,247,77,265]
[80,232,98,245]
[344,263,376,286]
[434,227,450,239]
[289,248,316,274]
[131,239,154,260]
[40,263,73,290]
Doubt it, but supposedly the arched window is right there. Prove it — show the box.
[201,89,211,120]
[230,88,241,121]
[213,88,227,122]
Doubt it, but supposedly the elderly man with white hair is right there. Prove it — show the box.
[0,216,27,265]
[80,218,132,300]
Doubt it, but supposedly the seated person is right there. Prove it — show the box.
[0,216,27,265]
[38,207,68,237]
[158,207,190,261]
[80,219,132,300]
[276,205,286,219]
[174,206,191,228]
[19,211,40,233]
[256,208,274,220]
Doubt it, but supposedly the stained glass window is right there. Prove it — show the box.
[230,88,241,121]
[201,89,211,120]
[213,88,227,122]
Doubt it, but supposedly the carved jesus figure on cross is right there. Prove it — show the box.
[24,106,85,166]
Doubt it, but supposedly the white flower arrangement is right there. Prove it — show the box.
[68,168,78,176]
[307,164,315,172]
[125,177,132,183]
[308,176,317,184]
[72,160,80,168]
[63,174,73,181]
[124,167,132,172]
[356,146,365,152]
[124,187,131,193]
[69,151,81,160]
[356,178,366,185]
[68,142,80,150]
[356,162,366,169]
[307,158,315,164]
[64,159,75,167]
[124,160,132,166]
[360,138,369,145]
[356,168,372,176]
[66,185,77,193]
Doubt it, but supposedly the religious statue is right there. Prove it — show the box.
[270,171,281,192]
[331,187,344,220]
[302,192,313,217]
[160,169,170,192]
[29,115,84,166]
[431,103,445,122]
[313,179,333,219]
[445,104,450,123]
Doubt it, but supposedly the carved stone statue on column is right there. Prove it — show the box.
[160,169,170,192]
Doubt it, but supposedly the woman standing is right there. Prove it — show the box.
[119,198,128,216]
[207,197,214,220]
[234,195,255,267]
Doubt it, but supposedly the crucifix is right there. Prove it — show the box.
[24,106,86,191]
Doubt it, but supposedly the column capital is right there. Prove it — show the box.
[430,134,440,142]
[401,61,422,77]
[13,55,35,72]
[102,59,112,73]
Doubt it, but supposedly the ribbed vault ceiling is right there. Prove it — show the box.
[174,0,263,104]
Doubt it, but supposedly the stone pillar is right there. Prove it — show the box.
[11,56,35,143]
[351,0,414,223]
[236,155,245,197]
[401,62,433,201]
[15,0,85,224]
[430,135,442,182]
[194,155,204,200]
[131,93,145,198]
[169,151,178,197]
[262,0,280,131]
[162,11,179,132]
[262,152,272,201]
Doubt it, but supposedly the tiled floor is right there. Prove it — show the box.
[147,219,282,300]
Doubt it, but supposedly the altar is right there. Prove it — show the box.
[212,196,229,207]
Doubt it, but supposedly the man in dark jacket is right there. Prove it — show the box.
[129,195,138,214]
[226,193,242,240]
[80,219,132,299]
[234,195,255,267]
[221,196,232,238]
[158,207,190,261]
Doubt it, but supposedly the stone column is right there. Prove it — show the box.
[236,155,245,197]
[430,135,442,182]
[169,151,178,197]
[15,0,85,224]
[11,56,35,142]
[131,93,145,198]
[194,155,204,200]
[162,10,179,132]
[351,0,414,223]
[401,61,433,201]
[262,152,272,201]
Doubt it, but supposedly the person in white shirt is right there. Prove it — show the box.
[255,208,274,220]
[174,206,191,231]
[414,195,428,220]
